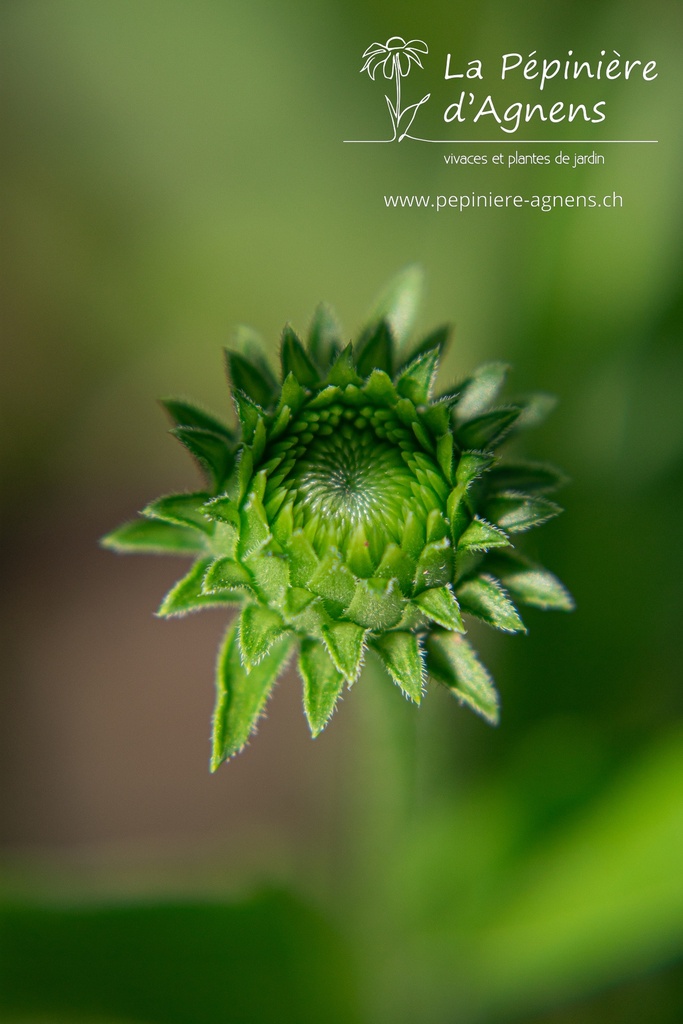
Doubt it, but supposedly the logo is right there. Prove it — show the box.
[359,37,430,142]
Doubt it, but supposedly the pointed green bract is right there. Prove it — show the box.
[356,320,393,378]
[457,516,510,553]
[143,492,213,533]
[395,348,440,405]
[281,326,319,388]
[485,490,563,533]
[487,552,575,611]
[203,557,252,594]
[486,460,569,495]
[456,407,520,449]
[345,578,404,631]
[101,518,206,556]
[456,573,526,633]
[372,631,425,703]
[239,603,288,669]
[211,624,295,768]
[322,620,367,682]
[325,343,361,387]
[308,303,342,369]
[299,638,345,737]
[398,323,450,371]
[426,631,500,725]
[171,426,233,493]
[413,585,464,632]
[226,350,277,408]
[161,398,233,439]
[158,558,241,617]
[105,272,571,763]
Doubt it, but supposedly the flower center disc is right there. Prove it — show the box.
[293,430,414,550]
[263,397,451,566]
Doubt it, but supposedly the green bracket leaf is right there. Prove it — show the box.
[413,538,453,594]
[485,490,563,533]
[397,323,450,372]
[143,492,213,534]
[455,407,520,450]
[308,551,357,607]
[395,347,440,405]
[238,603,289,670]
[101,518,206,556]
[299,638,345,737]
[486,460,569,495]
[426,631,500,725]
[321,620,367,682]
[486,552,575,611]
[457,515,510,553]
[160,397,234,439]
[157,558,241,617]
[355,319,393,378]
[375,543,416,593]
[456,573,526,633]
[344,577,404,631]
[413,584,464,632]
[308,302,342,370]
[232,389,262,445]
[324,344,362,388]
[211,624,295,768]
[225,350,277,408]
[281,325,320,388]
[171,426,234,493]
[202,557,252,594]
[372,631,425,703]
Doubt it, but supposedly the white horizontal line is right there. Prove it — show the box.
[343,139,658,144]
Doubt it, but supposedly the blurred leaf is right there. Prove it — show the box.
[454,362,510,422]
[462,729,683,1018]
[0,891,361,1024]
[368,264,423,344]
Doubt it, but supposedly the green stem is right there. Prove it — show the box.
[394,54,402,123]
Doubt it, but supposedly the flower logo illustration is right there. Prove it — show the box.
[360,37,430,141]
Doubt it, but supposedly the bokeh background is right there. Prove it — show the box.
[2,1,683,1022]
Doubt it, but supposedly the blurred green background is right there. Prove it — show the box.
[2,0,683,1022]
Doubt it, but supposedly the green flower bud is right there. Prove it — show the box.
[103,272,573,769]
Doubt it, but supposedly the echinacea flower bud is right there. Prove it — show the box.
[103,271,573,769]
